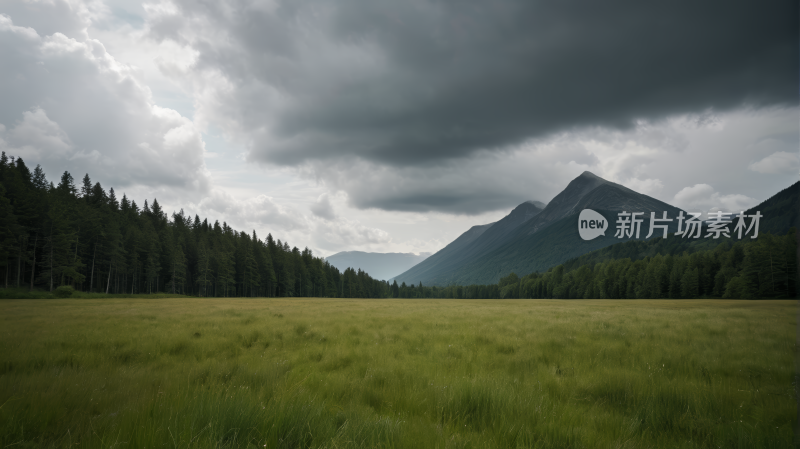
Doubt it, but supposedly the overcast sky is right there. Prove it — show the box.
[1,0,797,257]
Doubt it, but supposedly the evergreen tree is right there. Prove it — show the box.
[0,184,19,287]
[80,174,93,198]
[195,238,213,296]
[32,165,47,191]
[56,171,77,197]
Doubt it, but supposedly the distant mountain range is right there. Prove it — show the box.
[325,251,431,281]
[393,171,688,286]
[556,180,800,273]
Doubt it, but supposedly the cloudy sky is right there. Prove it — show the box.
[1,0,797,257]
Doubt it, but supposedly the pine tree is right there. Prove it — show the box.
[144,224,161,293]
[56,171,77,197]
[32,165,47,191]
[102,218,125,294]
[196,239,213,296]
[80,174,92,198]
[40,199,84,290]
[0,184,19,287]
[108,188,119,211]
[167,243,187,295]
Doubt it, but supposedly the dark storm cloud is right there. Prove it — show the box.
[145,0,798,214]
[153,0,798,165]
[356,191,521,216]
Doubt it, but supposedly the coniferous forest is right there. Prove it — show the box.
[0,153,390,298]
[0,153,795,300]
[387,230,796,300]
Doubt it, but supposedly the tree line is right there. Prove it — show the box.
[0,153,795,300]
[0,153,390,298]
[388,231,796,300]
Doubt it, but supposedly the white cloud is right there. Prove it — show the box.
[311,217,391,253]
[310,193,336,220]
[623,178,664,197]
[0,0,103,41]
[0,14,210,199]
[748,151,800,175]
[2,108,73,158]
[195,189,307,232]
[672,184,757,214]
[191,188,393,256]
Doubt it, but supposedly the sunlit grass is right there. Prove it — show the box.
[0,298,795,448]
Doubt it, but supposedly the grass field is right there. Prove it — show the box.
[0,298,795,448]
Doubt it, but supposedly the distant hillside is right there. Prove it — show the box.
[396,171,685,286]
[745,180,799,235]
[440,209,683,285]
[392,200,545,285]
[326,251,431,281]
[451,178,799,285]
[560,180,800,272]
[388,223,494,284]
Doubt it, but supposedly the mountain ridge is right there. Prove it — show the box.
[326,251,431,281]
[390,199,546,283]
[393,171,685,286]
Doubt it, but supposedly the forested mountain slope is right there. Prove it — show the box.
[443,178,798,286]
[392,200,544,285]
[388,182,798,299]
[388,222,494,283]
[745,180,799,235]
[386,230,797,300]
[0,152,389,298]
[404,171,685,286]
[559,180,800,272]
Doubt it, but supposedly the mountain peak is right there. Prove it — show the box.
[578,170,603,180]
[510,200,544,214]
[515,170,661,236]
[506,201,544,221]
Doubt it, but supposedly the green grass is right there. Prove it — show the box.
[0,298,795,448]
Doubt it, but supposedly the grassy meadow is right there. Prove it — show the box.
[0,298,795,448]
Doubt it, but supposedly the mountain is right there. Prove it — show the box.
[515,171,681,237]
[388,223,495,284]
[392,200,546,285]
[442,208,683,285]
[743,180,799,235]
[558,179,800,273]
[395,171,686,286]
[325,251,431,281]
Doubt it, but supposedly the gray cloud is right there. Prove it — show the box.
[0,0,96,41]
[748,151,800,175]
[310,193,336,220]
[300,107,798,215]
[0,12,210,199]
[2,1,795,221]
[148,0,797,169]
[672,184,756,216]
[302,149,585,215]
[195,189,307,231]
